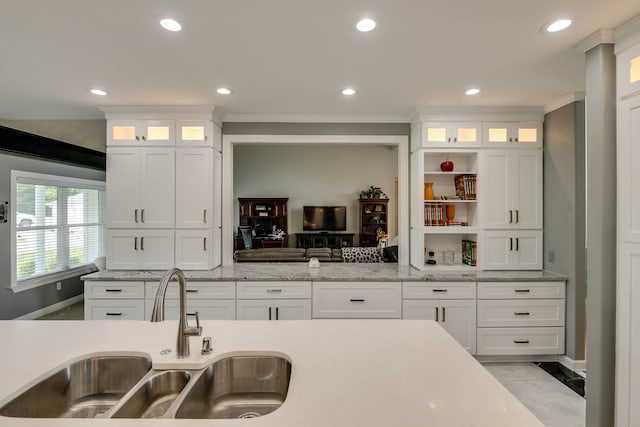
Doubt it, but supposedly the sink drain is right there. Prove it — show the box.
[238,412,261,419]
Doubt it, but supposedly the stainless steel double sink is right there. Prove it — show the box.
[0,354,292,419]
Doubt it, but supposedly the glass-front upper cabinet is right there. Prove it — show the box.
[483,122,542,148]
[107,120,174,146]
[176,120,214,147]
[617,42,640,98]
[420,122,482,148]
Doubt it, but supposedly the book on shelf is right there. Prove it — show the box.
[462,239,477,266]
[433,195,466,200]
[445,221,469,226]
[454,174,477,200]
[424,202,445,226]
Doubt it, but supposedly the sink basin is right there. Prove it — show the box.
[111,370,191,418]
[175,355,292,419]
[0,354,151,418]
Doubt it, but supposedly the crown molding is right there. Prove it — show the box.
[411,106,545,122]
[99,105,216,120]
[221,114,410,123]
[574,29,615,53]
[544,92,586,114]
[615,14,640,54]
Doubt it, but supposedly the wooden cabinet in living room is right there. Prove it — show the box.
[106,147,175,229]
[482,150,542,229]
[359,198,389,247]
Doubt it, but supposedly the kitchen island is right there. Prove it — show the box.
[0,319,545,426]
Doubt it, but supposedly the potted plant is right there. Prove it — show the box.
[359,186,388,200]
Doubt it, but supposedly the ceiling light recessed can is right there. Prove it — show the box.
[545,19,572,33]
[90,89,107,96]
[356,18,376,32]
[465,88,480,96]
[216,88,232,95]
[342,88,356,96]
[160,18,182,32]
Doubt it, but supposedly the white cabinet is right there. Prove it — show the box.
[83,281,145,320]
[236,281,312,320]
[402,282,476,353]
[482,230,542,270]
[106,147,175,229]
[483,122,542,148]
[106,229,174,270]
[175,148,212,229]
[107,120,174,146]
[410,149,480,271]
[312,282,401,319]
[144,281,236,320]
[412,122,482,150]
[617,96,640,244]
[476,281,565,356]
[482,150,542,229]
[176,120,212,147]
[175,229,212,270]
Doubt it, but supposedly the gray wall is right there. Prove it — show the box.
[0,152,105,319]
[543,101,587,361]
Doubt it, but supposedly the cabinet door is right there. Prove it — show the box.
[482,151,511,227]
[175,148,212,228]
[139,120,174,146]
[512,151,542,228]
[140,230,175,270]
[85,300,145,320]
[513,230,543,269]
[144,299,235,320]
[176,120,212,147]
[402,299,438,320]
[482,231,512,270]
[106,230,144,269]
[421,122,481,148]
[175,229,212,270]
[236,300,272,320]
[274,300,312,320]
[140,148,175,228]
[108,120,141,146]
[483,122,542,148]
[512,122,542,148]
[439,299,477,354]
[482,230,542,270]
[618,97,640,244]
[106,148,141,228]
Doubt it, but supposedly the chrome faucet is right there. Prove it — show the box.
[150,267,202,358]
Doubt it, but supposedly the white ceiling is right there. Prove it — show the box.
[1,0,639,121]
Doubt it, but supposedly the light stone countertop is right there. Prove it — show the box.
[0,319,545,426]
[82,263,567,282]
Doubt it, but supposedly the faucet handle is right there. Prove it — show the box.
[185,311,203,336]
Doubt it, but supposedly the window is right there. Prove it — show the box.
[11,171,105,292]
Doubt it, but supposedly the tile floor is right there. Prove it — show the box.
[36,301,586,427]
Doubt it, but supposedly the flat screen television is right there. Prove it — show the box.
[303,206,347,231]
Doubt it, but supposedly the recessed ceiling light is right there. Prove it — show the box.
[160,18,182,32]
[216,88,232,95]
[356,18,376,32]
[90,89,107,96]
[342,88,356,96]
[465,88,480,96]
[544,19,572,33]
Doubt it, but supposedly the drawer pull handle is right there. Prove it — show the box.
[106,312,122,316]
[186,289,199,293]
[513,339,530,344]
[442,306,446,322]
[268,306,272,320]
[514,289,530,293]
[276,306,279,320]
[432,289,448,293]
[435,307,438,322]
[267,289,282,293]
[187,312,197,317]
[350,298,365,302]
[514,312,530,316]
[105,289,122,292]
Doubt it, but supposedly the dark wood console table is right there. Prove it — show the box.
[296,233,354,249]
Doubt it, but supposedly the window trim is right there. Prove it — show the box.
[10,170,106,293]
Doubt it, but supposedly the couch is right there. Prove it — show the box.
[234,246,390,263]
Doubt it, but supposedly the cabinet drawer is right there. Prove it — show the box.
[477,281,565,299]
[237,281,311,299]
[403,281,476,299]
[145,281,235,299]
[313,282,401,318]
[476,327,565,355]
[85,300,145,320]
[84,281,145,299]
[477,299,565,327]
[144,299,236,320]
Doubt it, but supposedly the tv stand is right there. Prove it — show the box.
[296,233,354,249]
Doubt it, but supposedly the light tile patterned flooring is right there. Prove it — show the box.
[37,301,586,426]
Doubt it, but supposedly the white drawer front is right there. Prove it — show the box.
[477,281,565,299]
[85,281,145,299]
[145,281,236,299]
[476,327,565,355]
[313,282,401,318]
[144,299,236,320]
[85,300,145,320]
[403,281,476,299]
[477,299,565,327]
[237,281,311,299]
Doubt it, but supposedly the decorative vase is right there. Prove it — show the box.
[446,204,455,222]
[424,182,434,200]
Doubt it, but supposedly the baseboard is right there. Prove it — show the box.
[558,355,587,373]
[16,294,84,320]
[475,354,560,363]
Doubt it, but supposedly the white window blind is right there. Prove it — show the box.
[11,171,105,291]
